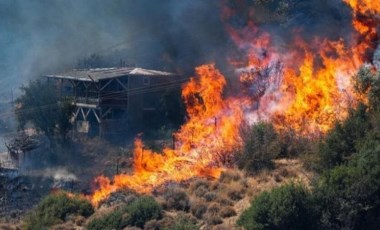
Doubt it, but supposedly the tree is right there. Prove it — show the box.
[15,80,74,139]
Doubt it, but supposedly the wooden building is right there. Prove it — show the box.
[45,67,178,137]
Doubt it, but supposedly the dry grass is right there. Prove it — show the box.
[226,181,246,201]
[162,187,190,211]
[220,206,237,218]
[203,192,217,202]
[190,199,207,219]
[37,158,314,229]
[189,178,210,193]
[218,170,242,184]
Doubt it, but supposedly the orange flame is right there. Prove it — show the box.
[223,0,379,135]
[88,1,380,206]
[90,64,245,206]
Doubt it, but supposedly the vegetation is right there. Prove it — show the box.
[87,210,124,230]
[163,187,190,211]
[238,183,316,230]
[238,67,380,230]
[87,196,162,230]
[238,122,282,173]
[15,80,74,139]
[124,195,162,228]
[24,192,94,230]
[165,216,199,230]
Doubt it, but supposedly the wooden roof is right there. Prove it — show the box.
[45,67,175,82]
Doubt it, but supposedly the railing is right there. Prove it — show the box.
[75,97,99,105]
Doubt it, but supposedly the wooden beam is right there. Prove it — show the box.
[92,109,101,123]
[116,78,128,91]
[100,79,114,91]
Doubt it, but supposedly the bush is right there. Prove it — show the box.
[203,192,217,202]
[24,192,94,230]
[88,196,162,230]
[87,210,124,230]
[163,187,190,211]
[165,216,198,230]
[315,141,380,230]
[218,170,241,184]
[124,196,162,228]
[190,200,207,219]
[319,104,369,170]
[189,179,209,193]
[237,183,316,230]
[226,182,246,201]
[220,206,236,218]
[238,122,282,174]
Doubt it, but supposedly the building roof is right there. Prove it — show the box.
[45,67,175,82]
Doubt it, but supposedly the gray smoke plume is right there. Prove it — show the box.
[0,0,231,95]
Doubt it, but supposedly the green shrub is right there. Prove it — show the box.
[124,196,162,228]
[24,192,94,230]
[87,210,124,230]
[238,122,282,174]
[315,140,380,230]
[165,216,198,230]
[237,183,316,230]
[319,104,369,170]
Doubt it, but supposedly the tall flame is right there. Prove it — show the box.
[222,0,379,135]
[90,64,245,206]
[88,0,380,205]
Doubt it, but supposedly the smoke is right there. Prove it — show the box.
[42,168,77,182]
[0,0,232,95]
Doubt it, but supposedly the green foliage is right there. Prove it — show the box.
[24,192,94,230]
[315,136,380,229]
[124,196,162,228]
[319,104,370,170]
[238,122,282,173]
[237,67,380,230]
[238,183,317,230]
[15,80,74,139]
[87,210,124,230]
[354,66,380,111]
[87,196,161,229]
[165,216,199,230]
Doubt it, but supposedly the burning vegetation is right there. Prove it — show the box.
[88,0,380,207]
[1,0,380,229]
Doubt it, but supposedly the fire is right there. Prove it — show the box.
[88,1,380,206]
[222,0,379,135]
[90,64,245,206]
[272,38,361,135]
